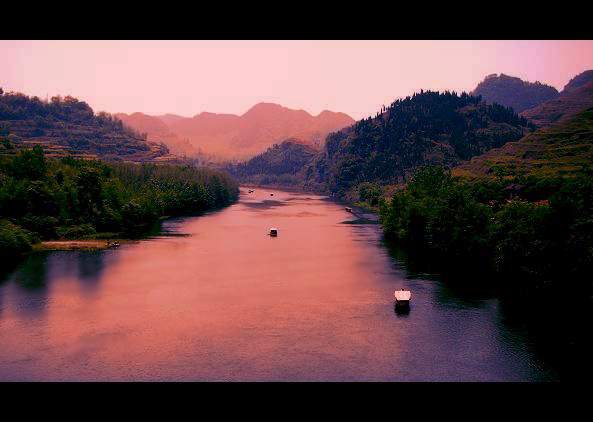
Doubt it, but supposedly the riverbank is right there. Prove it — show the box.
[33,239,135,251]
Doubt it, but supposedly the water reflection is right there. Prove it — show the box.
[242,199,288,210]
[381,234,593,381]
[0,249,113,320]
[394,304,410,317]
[76,251,107,296]
[381,238,495,307]
[14,253,50,290]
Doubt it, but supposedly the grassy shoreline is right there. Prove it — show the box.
[33,239,135,251]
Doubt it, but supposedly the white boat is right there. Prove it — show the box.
[269,227,278,236]
[345,207,353,213]
[394,289,411,307]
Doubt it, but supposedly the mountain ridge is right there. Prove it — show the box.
[116,102,354,160]
[471,73,559,113]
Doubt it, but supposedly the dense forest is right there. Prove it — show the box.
[380,166,593,293]
[0,88,170,161]
[304,90,534,198]
[471,73,559,113]
[226,139,318,186]
[0,144,239,263]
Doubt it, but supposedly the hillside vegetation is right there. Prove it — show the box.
[304,91,534,198]
[455,107,593,178]
[380,166,593,292]
[0,88,171,162]
[0,145,238,263]
[226,139,318,186]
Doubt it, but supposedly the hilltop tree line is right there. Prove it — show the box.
[306,90,535,198]
[0,145,239,263]
[0,88,143,139]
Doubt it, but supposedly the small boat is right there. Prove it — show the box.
[248,189,254,193]
[394,289,411,308]
[345,207,353,213]
[269,227,278,237]
[270,193,274,196]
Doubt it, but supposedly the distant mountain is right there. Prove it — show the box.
[563,69,593,93]
[454,106,593,178]
[157,113,187,126]
[115,112,201,157]
[117,103,354,160]
[521,71,593,127]
[114,112,169,137]
[226,139,318,186]
[0,90,170,162]
[303,91,534,197]
[472,73,559,113]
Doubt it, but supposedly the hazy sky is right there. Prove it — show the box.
[2,40,593,120]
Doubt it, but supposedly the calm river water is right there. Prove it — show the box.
[0,187,582,381]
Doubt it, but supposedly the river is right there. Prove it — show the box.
[0,187,579,381]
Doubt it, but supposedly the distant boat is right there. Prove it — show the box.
[345,207,353,213]
[270,193,274,196]
[248,189,254,193]
[269,228,278,237]
[394,289,411,308]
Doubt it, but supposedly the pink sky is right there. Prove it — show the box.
[1,40,593,120]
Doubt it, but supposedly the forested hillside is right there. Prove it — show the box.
[226,139,318,186]
[0,88,171,162]
[304,91,534,198]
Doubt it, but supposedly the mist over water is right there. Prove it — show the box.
[0,188,563,381]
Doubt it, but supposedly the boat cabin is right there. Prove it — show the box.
[394,289,411,307]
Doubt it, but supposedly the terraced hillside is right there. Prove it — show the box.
[520,75,593,128]
[454,107,593,178]
[0,90,173,162]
